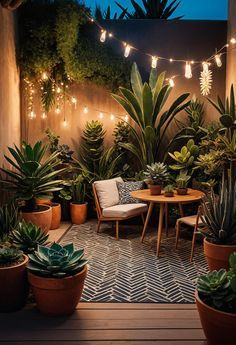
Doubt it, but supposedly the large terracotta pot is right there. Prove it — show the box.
[149,185,162,195]
[21,205,52,233]
[50,203,61,230]
[28,266,87,316]
[195,291,236,345]
[1,0,23,10]
[204,238,236,270]
[70,202,87,225]
[0,255,29,312]
[36,199,52,206]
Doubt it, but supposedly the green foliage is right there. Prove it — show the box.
[112,63,190,168]
[45,128,60,153]
[40,79,55,113]
[59,175,86,204]
[175,171,191,189]
[169,139,199,173]
[144,162,169,185]
[0,246,23,266]
[95,4,127,19]
[45,128,74,163]
[11,220,49,254]
[115,0,183,19]
[197,253,236,313]
[0,204,19,242]
[164,184,174,193]
[1,141,65,212]
[27,242,88,278]
[194,151,223,176]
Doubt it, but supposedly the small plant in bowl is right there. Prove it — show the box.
[144,162,169,195]
[164,185,174,197]
[27,242,88,316]
[175,172,191,195]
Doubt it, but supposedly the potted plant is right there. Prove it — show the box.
[27,242,88,316]
[175,172,191,195]
[50,202,61,230]
[195,253,236,345]
[201,170,236,270]
[144,162,169,195]
[164,185,174,197]
[1,141,65,233]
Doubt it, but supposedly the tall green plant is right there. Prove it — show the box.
[113,121,132,176]
[0,204,19,242]
[112,63,190,169]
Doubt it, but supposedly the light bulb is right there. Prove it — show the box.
[124,115,129,122]
[124,44,131,58]
[169,78,175,87]
[108,33,113,37]
[71,97,77,108]
[41,112,47,119]
[151,56,158,69]
[100,30,106,42]
[99,112,104,119]
[56,87,61,94]
[202,62,209,73]
[29,111,36,119]
[42,72,48,80]
[83,106,88,114]
[185,62,192,79]
[169,58,173,63]
[55,106,61,114]
[110,113,115,121]
[230,38,236,44]
[215,54,222,67]
[63,119,68,127]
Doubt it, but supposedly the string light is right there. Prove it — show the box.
[83,106,88,114]
[28,111,36,119]
[230,38,236,44]
[100,30,107,42]
[108,33,113,38]
[55,106,61,114]
[99,112,104,119]
[169,58,173,63]
[215,54,222,67]
[63,119,68,127]
[202,62,209,73]
[124,44,131,58]
[169,78,175,87]
[110,113,115,121]
[151,56,158,69]
[41,112,47,119]
[71,97,77,109]
[185,62,192,79]
[42,72,48,80]
[56,87,61,94]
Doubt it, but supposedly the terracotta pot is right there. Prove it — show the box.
[0,255,29,312]
[36,199,52,206]
[70,202,87,225]
[204,238,236,270]
[28,266,87,316]
[164,192,174,197]
[176,188,188,195]
[149,185,162,195]
[195,290,236,345]
[50,203,61,230]
[1,0,23,10]
[21,205,52,233]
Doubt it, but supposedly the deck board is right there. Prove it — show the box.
[0,303,206,344]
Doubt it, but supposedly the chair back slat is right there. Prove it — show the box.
[92,183,102,218]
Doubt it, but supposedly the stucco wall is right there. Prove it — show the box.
[0,7,21,167]
[226,0,236,96]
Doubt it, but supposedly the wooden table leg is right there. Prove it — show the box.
[179,203,184,217]
[141,202,154,243]
[157,203,164,257]
[165,203,168,237]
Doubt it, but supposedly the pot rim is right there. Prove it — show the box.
[28,264,87,282]
[0,254,28,271]
[204,237,236,248]
[21,204,52,214]
[70,202,88,206]
[195,290,236,317]
[51,202,61,207]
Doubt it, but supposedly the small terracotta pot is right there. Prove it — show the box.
[28,266,87,316]
[70,202,87,225]
[164,192,174,197]
[149,185,162,195]
[176,188,188,195]
[0,255,29,312]
[195,290,236,345]
[204,238,236,271]
[50,203,61,230]
[36,199,52,206]
[21,205,52,233]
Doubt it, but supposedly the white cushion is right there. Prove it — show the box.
[94,177,123,209]
[102,203,148,218]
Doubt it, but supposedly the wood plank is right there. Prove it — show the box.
[77,303,197,310]
[6,341,207,345]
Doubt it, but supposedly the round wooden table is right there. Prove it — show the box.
[130,188,205,257]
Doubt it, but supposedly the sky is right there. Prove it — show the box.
[85,0,228,20]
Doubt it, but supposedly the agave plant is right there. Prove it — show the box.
[0,141,65,212]
[0,203,19,242]
[144,162,169,185]
[27,243,88,278]
[11,220,49,254]
[112,63,190,168]
[115,0,183,19]
[0,246,23,265]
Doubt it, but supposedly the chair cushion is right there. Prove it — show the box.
[102,203,148,218]
[94,177,123,209]
[177,215,204,226]
[117,181,144,204]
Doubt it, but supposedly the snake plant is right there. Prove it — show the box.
[11,220,49,254]
[28,243,88,278]
[112,63,190,168]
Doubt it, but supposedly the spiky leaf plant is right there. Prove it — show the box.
[144,162,169,185]
[28,243,88,278]
[0,203,19,242]
[11,220,49,254]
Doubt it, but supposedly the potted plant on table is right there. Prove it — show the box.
[175,171,191,195]
[164,185,174,197]
[144,162,169,195]
[1,141,65,233]
[27,242,88,316]
[195,253,236,345]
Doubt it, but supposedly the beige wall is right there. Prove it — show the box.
[0,7,21,167]
[226,0,236,96]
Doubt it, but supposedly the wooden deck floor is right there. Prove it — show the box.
[0,303,206,344]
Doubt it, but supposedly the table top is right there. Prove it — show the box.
[130,188,205,204]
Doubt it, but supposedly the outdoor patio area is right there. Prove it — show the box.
[0,0,236,344]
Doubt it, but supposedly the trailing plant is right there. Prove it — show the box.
[0,141,65,212]
[112,63,190,168]
[197,254,236,313]
[27,242,88,278]
[0,246,24,266]
[169,139,199,174]
[175,171,191,189]
[11,220,49,254]
[144,162,169,185]
[0,203,19,242]
[115,0,183,19]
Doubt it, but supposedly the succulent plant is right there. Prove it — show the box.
[175,172,191,189]
[28,243,88,278]
[169,139,199,172]
[0,203,19,242]
[11,220,49,254]
[195,151,223,176]
[164,185,174,193]
[0,246,23,266]
[144,162,170,185]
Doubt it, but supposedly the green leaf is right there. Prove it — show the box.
[131,62,143,103]
[142,83,153,127]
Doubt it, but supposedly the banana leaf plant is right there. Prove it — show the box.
[0,141,65,212]
[112,63,190,169]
